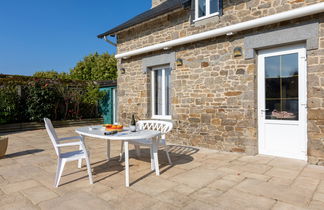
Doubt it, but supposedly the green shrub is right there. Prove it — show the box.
[25,80,59,121]
[0,86,23,124]
[0,76,108,124]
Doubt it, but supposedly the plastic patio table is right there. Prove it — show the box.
[75,125,161,187]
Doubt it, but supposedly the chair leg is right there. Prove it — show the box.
[54,159,61,187]
[85,157,93,184]
[134,145,141,158]
[119,142,124,162]
[78,159,82,168]
[55,158,66,187]
[164,145,172,165]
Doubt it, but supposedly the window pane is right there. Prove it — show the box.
[266,99,298,120]
[264,53,299,121]
[282,76,298,98]
[265,56,280,78]
[281,53,298,77]
[154,70,162,115]
[266,78,280,99]
[265,99,281,120]
[198,0,206,18]
[165,68,171,115]
[210,0,219,14]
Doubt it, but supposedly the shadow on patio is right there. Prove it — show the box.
[4,149,44,158]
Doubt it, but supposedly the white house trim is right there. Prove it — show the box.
[115,2,324,59]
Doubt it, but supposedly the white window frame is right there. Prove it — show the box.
[194,0,219,22]
[151,66,172,120]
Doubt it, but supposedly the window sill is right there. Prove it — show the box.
[193,12,219,23]
[152,115,172,120]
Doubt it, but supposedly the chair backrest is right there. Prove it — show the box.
[137,120,173,139]
[44,118,60,156]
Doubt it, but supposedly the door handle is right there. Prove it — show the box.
[260,109,269,112]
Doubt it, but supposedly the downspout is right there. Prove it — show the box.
[116,2,324,59]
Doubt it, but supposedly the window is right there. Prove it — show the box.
[195,0,220,21]
[151,66,171,119]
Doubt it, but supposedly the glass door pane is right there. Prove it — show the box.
[165,68,171,115]
[265,53,299,120]
[154,70,163,115]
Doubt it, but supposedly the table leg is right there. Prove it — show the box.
[78,135,84,168]
[153,138,160,176]
[150,146,154,170]
[124,141,129,187]
[106,140,110,161]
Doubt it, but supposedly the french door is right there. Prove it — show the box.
[258,44,307,160]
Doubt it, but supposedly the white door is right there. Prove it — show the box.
[258,44,307,160]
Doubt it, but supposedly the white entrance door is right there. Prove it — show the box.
[258,44,307,160]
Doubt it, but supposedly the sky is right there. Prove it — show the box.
[0,0,151,76]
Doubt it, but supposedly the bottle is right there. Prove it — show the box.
[130,114,136,132]
[131,114,136,126]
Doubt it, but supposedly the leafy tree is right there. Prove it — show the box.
[82,84,106,105]
[70,52,117,81]
[33,52,117,81]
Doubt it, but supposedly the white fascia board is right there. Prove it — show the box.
[116,2,324,59]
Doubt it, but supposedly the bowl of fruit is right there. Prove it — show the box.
[105,124,123,132]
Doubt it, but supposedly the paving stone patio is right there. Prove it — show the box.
[1,126,324,210]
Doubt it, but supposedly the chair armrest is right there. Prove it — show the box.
[58,136,82,141]
[57,142,82,147]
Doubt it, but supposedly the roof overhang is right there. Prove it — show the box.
[97,0,191,38]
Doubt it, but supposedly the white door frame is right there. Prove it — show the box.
[112,88,117,124]
[257,44,307,160]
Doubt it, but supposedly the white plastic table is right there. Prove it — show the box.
[75,125,161,187]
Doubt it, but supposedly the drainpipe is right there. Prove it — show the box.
[115,2,324,59]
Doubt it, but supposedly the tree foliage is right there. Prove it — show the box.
[33,70,70,80]
[33,52,117,81]
[70,52,117,81]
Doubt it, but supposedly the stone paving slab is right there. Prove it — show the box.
[0,127,324,209]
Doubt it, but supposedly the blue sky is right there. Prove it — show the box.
[0,0,151,76]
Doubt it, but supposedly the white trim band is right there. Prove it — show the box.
[115,2,324,59]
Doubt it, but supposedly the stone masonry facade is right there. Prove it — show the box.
[115,0,324,165]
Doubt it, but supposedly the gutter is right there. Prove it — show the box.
[116,2,324,59]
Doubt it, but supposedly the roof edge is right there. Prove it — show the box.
[97,0,191,39]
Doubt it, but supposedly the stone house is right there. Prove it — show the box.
[98,0,324,165]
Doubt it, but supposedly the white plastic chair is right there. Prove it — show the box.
[120,120,173,166]
[44,118,93,187]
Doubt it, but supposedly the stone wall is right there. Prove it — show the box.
[116,0,324,164]
[307,18,324,165]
